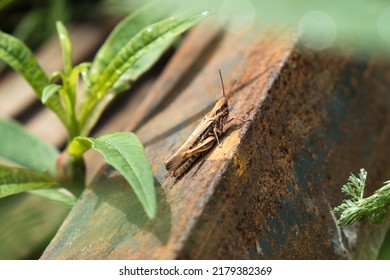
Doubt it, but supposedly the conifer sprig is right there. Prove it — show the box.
[334,169,390,226]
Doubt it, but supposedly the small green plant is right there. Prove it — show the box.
[333,169,390,226]
[0,0,103,74]
[0,3,208,219]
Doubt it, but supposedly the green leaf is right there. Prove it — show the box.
[0,30,49,95]
[68,132,156,218]
[56,21,73,73]
[0,165,59,198]
[78,3,176,136]
[91,11,207,99]
[0,119,59,177]
[79,9,208,136]
[79,40,175,138]
[71,62,92,88]
[0,30,67,125]
[80,69,91,88]
[111,39,174,93]
[340,169,367,200]
[28,188,76,207]
[49,71,63,82]
[90,2,174,81]
[42,84,62,104]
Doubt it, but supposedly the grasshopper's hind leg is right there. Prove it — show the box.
[183,136,215,157]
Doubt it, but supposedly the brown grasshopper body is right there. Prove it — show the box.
[164,70,235,177]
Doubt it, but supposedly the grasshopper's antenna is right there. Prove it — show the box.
[219,69,236,100]
[219,69,226,99]
[228,79,237,98]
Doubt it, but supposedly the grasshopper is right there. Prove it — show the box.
[164,70,236,177]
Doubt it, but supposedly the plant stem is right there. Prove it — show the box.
[55,150,85,197]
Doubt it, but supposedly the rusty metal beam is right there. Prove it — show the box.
[41,22,390,259]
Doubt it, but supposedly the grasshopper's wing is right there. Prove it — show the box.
[165,117,214,171]
[183,136,215,157]
[172,137,215,177]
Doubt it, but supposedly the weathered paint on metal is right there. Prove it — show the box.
[41,22,390,259]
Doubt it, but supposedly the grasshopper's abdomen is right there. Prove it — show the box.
[172,154,201,177]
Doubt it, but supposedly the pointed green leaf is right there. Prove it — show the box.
[79,10,208,136]
[42,84,62,104]
[0,30,48,95]
[91,10,208,99]
[67,135,91,159]
[0,165,59,198]
[79,40,174,137]
[28,188,76,207]
[49,71,63,82]
[0,119,59,177]
[111,39,174,93]
[80,67,91,88]
[69,132,156,218]
[74,62,92,88]
[0,30,67,125]
[90,2,174,81]
[56,21,73,73]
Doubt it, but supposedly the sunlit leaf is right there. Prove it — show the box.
[68,132,156,218]
[42,84,62,104]
[112,39,174,93]
[0,30,49,94]
[56,21,73,73]
[79,9,208,135]
[91,11,208,99]
[90,1,174,80]
[0,30,67,124]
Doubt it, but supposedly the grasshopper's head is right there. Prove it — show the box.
[214,97,229,118]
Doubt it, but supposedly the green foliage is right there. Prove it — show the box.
[91,14,201,96]
[91,2,172,80]
[0,119,59,177]
[0,0,96,49]
[56,21,73,73]
[334,169,390,226]
[69,132,156,218]
[0,119,76,207]
[0,30,47,94]
[42,84,62,104]
[0,30,67,124]
[0,3,208,219]
[0,165,59,198]
[93,2,175,94]
[80,8,207,136]
[0,0,100,74]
